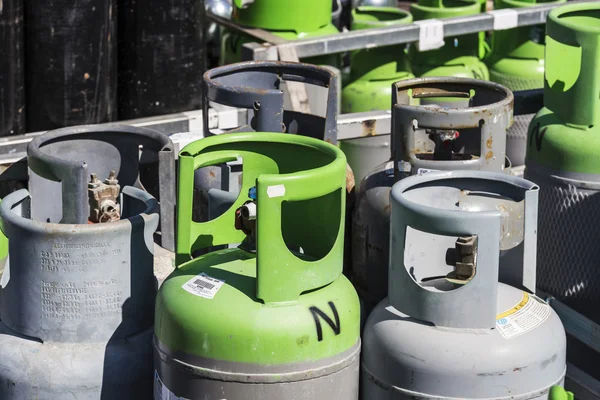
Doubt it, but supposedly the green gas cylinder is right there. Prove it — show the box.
[549,387,574,400]
[342,6,414,113]
[486,0,566,91]
[154,132,361,399]
[221,0,340,67]
[524,2,600,323]
[410,0,489,81]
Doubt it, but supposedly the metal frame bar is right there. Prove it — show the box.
[205,0,596,61]
[0,108,392,164]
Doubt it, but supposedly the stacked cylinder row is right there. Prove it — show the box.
[0,0,598,399]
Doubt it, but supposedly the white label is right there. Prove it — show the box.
[417,168,440,175]
[489,9,519,31]
[496,292,551,339]
[154,371,190,400]
[267,184,286,198]
[415,20,445,52]
[182,272,225,299]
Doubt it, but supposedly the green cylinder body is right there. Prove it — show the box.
[342,7,414,113]
[524,3,600,321]
[410,0,489,81]
[222,0,340,67]
[486,0,566,91]
[154,132,361,399]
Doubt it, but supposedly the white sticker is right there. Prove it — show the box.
[417,168,440,175]
[182,272,225,299]
[489,9,519,31]
[267,184,286,198]
[415,20,445,52]
[496,292,551,339]
[154,371,190,400]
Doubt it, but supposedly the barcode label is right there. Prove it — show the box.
[182,272,225,299]
[193,279,215,290]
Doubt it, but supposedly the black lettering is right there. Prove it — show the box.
[309,301,341,342]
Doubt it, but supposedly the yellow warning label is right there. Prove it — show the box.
[495,291,551,339]
[496,292,529,320]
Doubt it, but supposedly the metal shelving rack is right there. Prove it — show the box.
[208,0,595,61]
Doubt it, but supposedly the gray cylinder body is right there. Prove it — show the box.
[506,89,544,167]
[352,78,513,313]
[154,340,360,400]
[361,170,566,398]
[25,125,176,286]
[507,113,534,168]
[363,287,566,399]
[340,134,391,190]
[0,187,159,398]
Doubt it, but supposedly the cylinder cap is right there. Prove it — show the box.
[544,3,600,127]
[233,0,333,33]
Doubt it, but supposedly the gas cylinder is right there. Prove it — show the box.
[506,88,544,168]
[221,0,340,67]
[524,2,600,323]
[487,0,565,92]
[118,0,205,119]
[352,77,512,314]
[0,181,159,397]
[409,0,489,83]
[362,170,567,399]
[154,132,360,399]
[26,125,176,283]
[341,7,414,114]
[200,61,354,278]
[486,0,565,168]
[24,0,116,131]
[0,0,25,136]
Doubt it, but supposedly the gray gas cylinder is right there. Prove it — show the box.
[340,133,391,189]
[362,170,567,399]
[352,77,513,313]
[0,185,159,398]
[26,125,176,284]
[506,89,544,168]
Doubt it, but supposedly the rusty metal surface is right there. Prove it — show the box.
[203,61,338,144]
[26,124,176,251]
[88,171,121,223]
[392,77,513,178]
